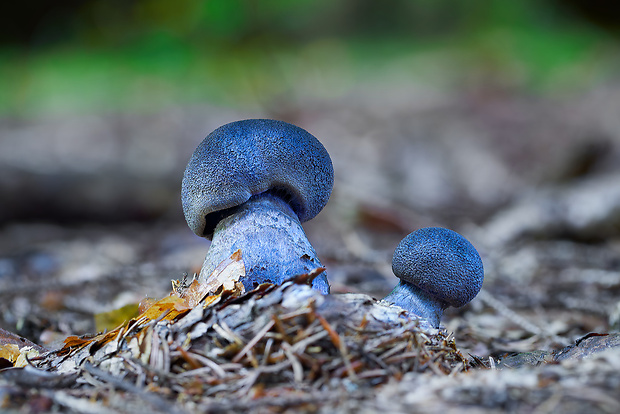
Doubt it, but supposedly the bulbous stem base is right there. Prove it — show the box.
[382,281,446,328]
[198,193,329,294]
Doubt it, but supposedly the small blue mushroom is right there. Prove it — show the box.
[383,227,484,327]
[181,119,333,293]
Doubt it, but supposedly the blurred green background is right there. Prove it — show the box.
[2,0,619,117]
[2,0,620,225]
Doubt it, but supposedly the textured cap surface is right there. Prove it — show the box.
[391,227,484,308]
[182,119,334,237]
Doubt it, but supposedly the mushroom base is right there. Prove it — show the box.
[198,193,330,294]
[382,281,446,328]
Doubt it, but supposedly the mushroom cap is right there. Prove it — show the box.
[182,119,334,238]
[391,227,484,308]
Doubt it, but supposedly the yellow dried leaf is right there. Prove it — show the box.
[138,297,158,314]
[94,303,140,333]
[0,344,39,368]
[140,294,190,322]
[202,294,222,309]
[0,344,21,364]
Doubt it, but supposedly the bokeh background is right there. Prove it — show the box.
[2,0,620,355]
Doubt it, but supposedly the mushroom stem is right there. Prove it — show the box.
[382,281,446,328]
[198,192,329,293]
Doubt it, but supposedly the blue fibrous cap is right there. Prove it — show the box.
[182,119,334,238]
[391,227,484,308]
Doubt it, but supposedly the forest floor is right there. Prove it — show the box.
[2,80,620,412]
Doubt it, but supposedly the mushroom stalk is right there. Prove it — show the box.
[383,281,446,328]
[199,192,329,293]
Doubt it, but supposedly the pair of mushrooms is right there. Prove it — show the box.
[182,119,484,327]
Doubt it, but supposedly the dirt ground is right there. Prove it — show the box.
[2,81,620,412]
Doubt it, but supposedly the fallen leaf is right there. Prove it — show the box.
[180,279,213,309]
[94,303,140,333]
[62,335,94,350]
[0,344,40,368]
[140,295,190,322]
[202,249,246,296]
[138,297,158,314]
[0,344,21,366]
[14,347,41,368]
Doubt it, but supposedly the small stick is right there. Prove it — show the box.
[176,346,202,370]
[281,342,304,383]
[232,319,275,363]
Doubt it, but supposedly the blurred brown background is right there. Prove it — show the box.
[2,0,620,355]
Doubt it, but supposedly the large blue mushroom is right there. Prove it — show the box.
[181,119,333,293]
[383,227,484,327]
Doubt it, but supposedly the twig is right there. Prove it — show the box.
[212,322,244,345]
[232,319,275,363]
[281,342,304,383]
[291,330,329,354]
[175,351,226,378]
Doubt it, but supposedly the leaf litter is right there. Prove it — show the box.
[1,248,619,413]
[0,250,468,413]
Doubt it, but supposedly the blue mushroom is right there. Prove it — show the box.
[181,119,333,293]
[383,227,484,327]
